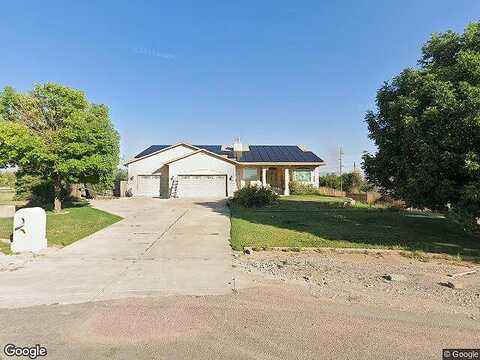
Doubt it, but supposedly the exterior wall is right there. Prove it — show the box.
[127,145,195,196]
[128,144,322,198]
[168,152,237,197]
[313,166,320,187]
[237,165,321,191]
[237,166,262,189]
[159,165,169,198]
[291,166,319,187]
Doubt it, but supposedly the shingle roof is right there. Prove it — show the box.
[134,144,323,163]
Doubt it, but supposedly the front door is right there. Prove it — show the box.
[266,168,278,188]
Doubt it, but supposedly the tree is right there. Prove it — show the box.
[0,83,120,211]
[319,172,366,193]
[362,22,480,232]
[318,173,342,189]
[341,172,363,193]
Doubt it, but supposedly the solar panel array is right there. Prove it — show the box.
[134,144,323,163]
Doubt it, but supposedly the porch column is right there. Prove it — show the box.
[262,168,267,187]
[284,168,290,195]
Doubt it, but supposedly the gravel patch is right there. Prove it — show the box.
[234,250,480,319]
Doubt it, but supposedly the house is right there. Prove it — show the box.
[125,142,325,198]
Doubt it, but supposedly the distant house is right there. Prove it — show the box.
[125,141,324,198]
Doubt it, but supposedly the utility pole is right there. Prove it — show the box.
[339,146,344,192]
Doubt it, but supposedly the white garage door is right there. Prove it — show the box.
[177,175,227,198]
[137,175,161,197]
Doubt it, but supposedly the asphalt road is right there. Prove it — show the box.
[0,284,478,360]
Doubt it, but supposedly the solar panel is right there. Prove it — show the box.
[134,144,323,163]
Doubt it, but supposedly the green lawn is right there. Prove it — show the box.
[0,206,122,254]
[230,195,480,256]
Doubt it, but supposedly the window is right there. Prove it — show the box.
[294,169,312,182]
[243,168,258,181]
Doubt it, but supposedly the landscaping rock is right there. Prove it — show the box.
[383,274,407,282]
[243,247,253,255]
[441,281,464,290]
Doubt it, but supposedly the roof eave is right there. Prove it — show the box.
[163,148,239,165]
[237,161,325,166]
[124,143,200,165]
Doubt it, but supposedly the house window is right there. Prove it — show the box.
[243,168,258,181]
[294,169,312,182]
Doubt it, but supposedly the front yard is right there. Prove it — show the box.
[230,195,480,257]
[0,205,122,254]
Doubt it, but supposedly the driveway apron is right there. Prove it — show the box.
[0,198,233,308]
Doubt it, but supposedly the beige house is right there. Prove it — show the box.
[125,142,325,198]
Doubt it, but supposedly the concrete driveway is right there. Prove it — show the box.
[0,198,233,308]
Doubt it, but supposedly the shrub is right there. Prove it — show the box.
[14,172,56,207]
[115,168,128,181]
[289,181,318,195]
[231,185,278,207]
[318,173,342,189]
[447,184,480,235]
[318,172,369,193]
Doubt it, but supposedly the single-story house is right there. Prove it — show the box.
[125,142,325,198]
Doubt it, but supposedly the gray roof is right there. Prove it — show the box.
[134,144,323,163]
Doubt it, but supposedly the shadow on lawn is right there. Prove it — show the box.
[196,199,480,257]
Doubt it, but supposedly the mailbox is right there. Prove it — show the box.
[11,207,47,253]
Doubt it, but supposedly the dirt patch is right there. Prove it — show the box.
[234,250,480,319]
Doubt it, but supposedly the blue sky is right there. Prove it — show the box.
[1,1,478,173]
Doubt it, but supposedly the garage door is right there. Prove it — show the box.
[177,175,227,198]
[137,175,161,197]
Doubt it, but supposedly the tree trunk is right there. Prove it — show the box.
[53,175,62,212]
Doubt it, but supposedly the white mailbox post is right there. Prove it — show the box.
[11,207,47,253]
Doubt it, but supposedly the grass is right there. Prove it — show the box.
[230,194,480,257]
[0,205,122,254]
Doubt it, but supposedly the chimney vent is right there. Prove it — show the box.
[233,137,243,152]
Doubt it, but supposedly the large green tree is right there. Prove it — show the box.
[362,22,480,231]
[0,83,120,211]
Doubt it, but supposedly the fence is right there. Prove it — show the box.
[317,186,382,204]
[114,180,128,197]
[318,187,346,197]
[347,192,382,204]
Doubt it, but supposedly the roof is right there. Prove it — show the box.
[133,144,323,163]
[163,148,238,165]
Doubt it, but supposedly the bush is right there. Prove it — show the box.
[318,173,342,189]
[115,168,128,181]
[14,172,55,206]
[318,172,370,193]
[447,184,480,235]
[341,172,363,193]
[231,185,278,207]
[289,181,318,195]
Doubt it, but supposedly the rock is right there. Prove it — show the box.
[383,274,407,282]
[441,281,464,290]
[243,247,253,255]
